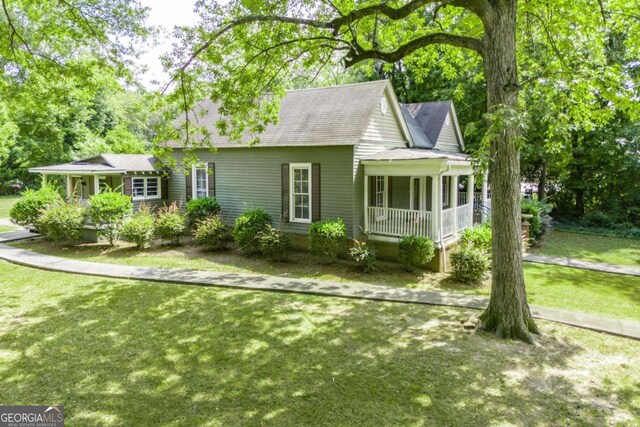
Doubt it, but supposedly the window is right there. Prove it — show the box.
[98,177,110,193]
[290,164,311,223]
[132,177,161,200]
[442,176,450,207]
[375,176,385,208]
[192,164,209,199]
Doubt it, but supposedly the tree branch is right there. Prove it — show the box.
[344,32,483,67]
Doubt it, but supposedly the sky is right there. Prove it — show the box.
[137,0,199,89]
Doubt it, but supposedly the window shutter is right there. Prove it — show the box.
[281,164,289,222]
[387,176,393,208]
[312,163,321,222]
[123,177,132,196]
[208,162,216,197]
[185,169,192,202]
[161,175,169,200]
[89,177,95,196]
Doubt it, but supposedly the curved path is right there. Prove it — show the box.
[1,242,639,340]
[524,253,640,277]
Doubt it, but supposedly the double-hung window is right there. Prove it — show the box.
[192,164,209,199]
[132,177,161,200]
[375,176,385,208]
[290,163,311,223]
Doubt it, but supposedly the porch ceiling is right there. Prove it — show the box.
[362,148,472,176]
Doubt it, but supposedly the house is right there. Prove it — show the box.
[29,80,491,269]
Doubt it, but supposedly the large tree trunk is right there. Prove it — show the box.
[478,0,539,343]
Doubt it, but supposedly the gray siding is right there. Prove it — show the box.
[169,146,356,236]
[434,112,462,153]
[362,91,406,144]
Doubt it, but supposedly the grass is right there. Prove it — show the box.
[0,195,19,218]
[0,225,16,233]
[532,230,640,267]
[0,260,639,425]
[11,238,640,322]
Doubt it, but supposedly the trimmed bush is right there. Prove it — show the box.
[193,215,232,250]
[121,204,156,249]
[460,222,492,253]
[349,240,376,272]
[88,188,133,246]
[186,197,221,228]
[233,208,272,254]
[521,198,552,243]
[258,225,292,262]
[10,185,63,228]
[309,218,346,262]
[580,211,615,229]
[37,202,85,244]
[398,235,435,270]
[156,202,186,244]
[451,246,489,284]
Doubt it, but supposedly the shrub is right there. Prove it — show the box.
[521,198,552,242]
[451,246,489,284]
[186,197,221,228]
[258,225,292,262]
[10,185,63,227]
[398,235,435,270]
[156,202,186,244]
[309,218,346,262]
[37,202,85,244]
[88,188,133,246]
[460,222,492,253]
[349,240,376,272]
[193,215,232,251]
[233,208,272,254]
[121,204,156,249]
[580,211,615,229]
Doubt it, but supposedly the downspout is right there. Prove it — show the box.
[440,163,452,273]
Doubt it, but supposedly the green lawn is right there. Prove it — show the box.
[11,239,640,322]
[0,260,638,425]
[0,225,16,233]
[532,230,640,267]
[0,195,19,218]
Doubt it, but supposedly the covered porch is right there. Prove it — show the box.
[362,148,489,243]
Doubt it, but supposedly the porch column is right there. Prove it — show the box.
[467,174,474,229]
[41,174,48,186]
[451,175,458,233]
[66,176,72,201]
[430,175,440,241]
[481,172,489,223]
[364,174,369,233]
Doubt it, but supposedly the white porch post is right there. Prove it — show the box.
[451,175,458,233]
[467,174,474,228]
[41,174,48,186]
[481,172,489,223]
[364,174,369,233]
[66,176,72,201]
[431,175,440,241]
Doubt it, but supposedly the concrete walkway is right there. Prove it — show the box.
[524,253,640,277]
[0,229,38,243]
[0,243,639,340]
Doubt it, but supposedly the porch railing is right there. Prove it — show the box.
[367,207,432,239]
[457,192,468,206]
[442,208,455,237]
[474,192,492,211]
[456,205,471,231]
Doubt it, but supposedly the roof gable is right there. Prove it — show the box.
[402,101,464,152]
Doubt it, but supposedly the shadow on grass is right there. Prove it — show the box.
[1,275,638,425]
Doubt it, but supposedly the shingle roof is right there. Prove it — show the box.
[167,80,393,148]
[362,147,469,162]
[403,101,453,146]
[29,154,164,174]
[400,105,434,149]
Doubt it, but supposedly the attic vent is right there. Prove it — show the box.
[380,97,388,115]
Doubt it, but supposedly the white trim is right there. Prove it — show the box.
[289,163,312,223]
[131,176,161,201]
[409,176,427,211]
[191,164,209,200]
